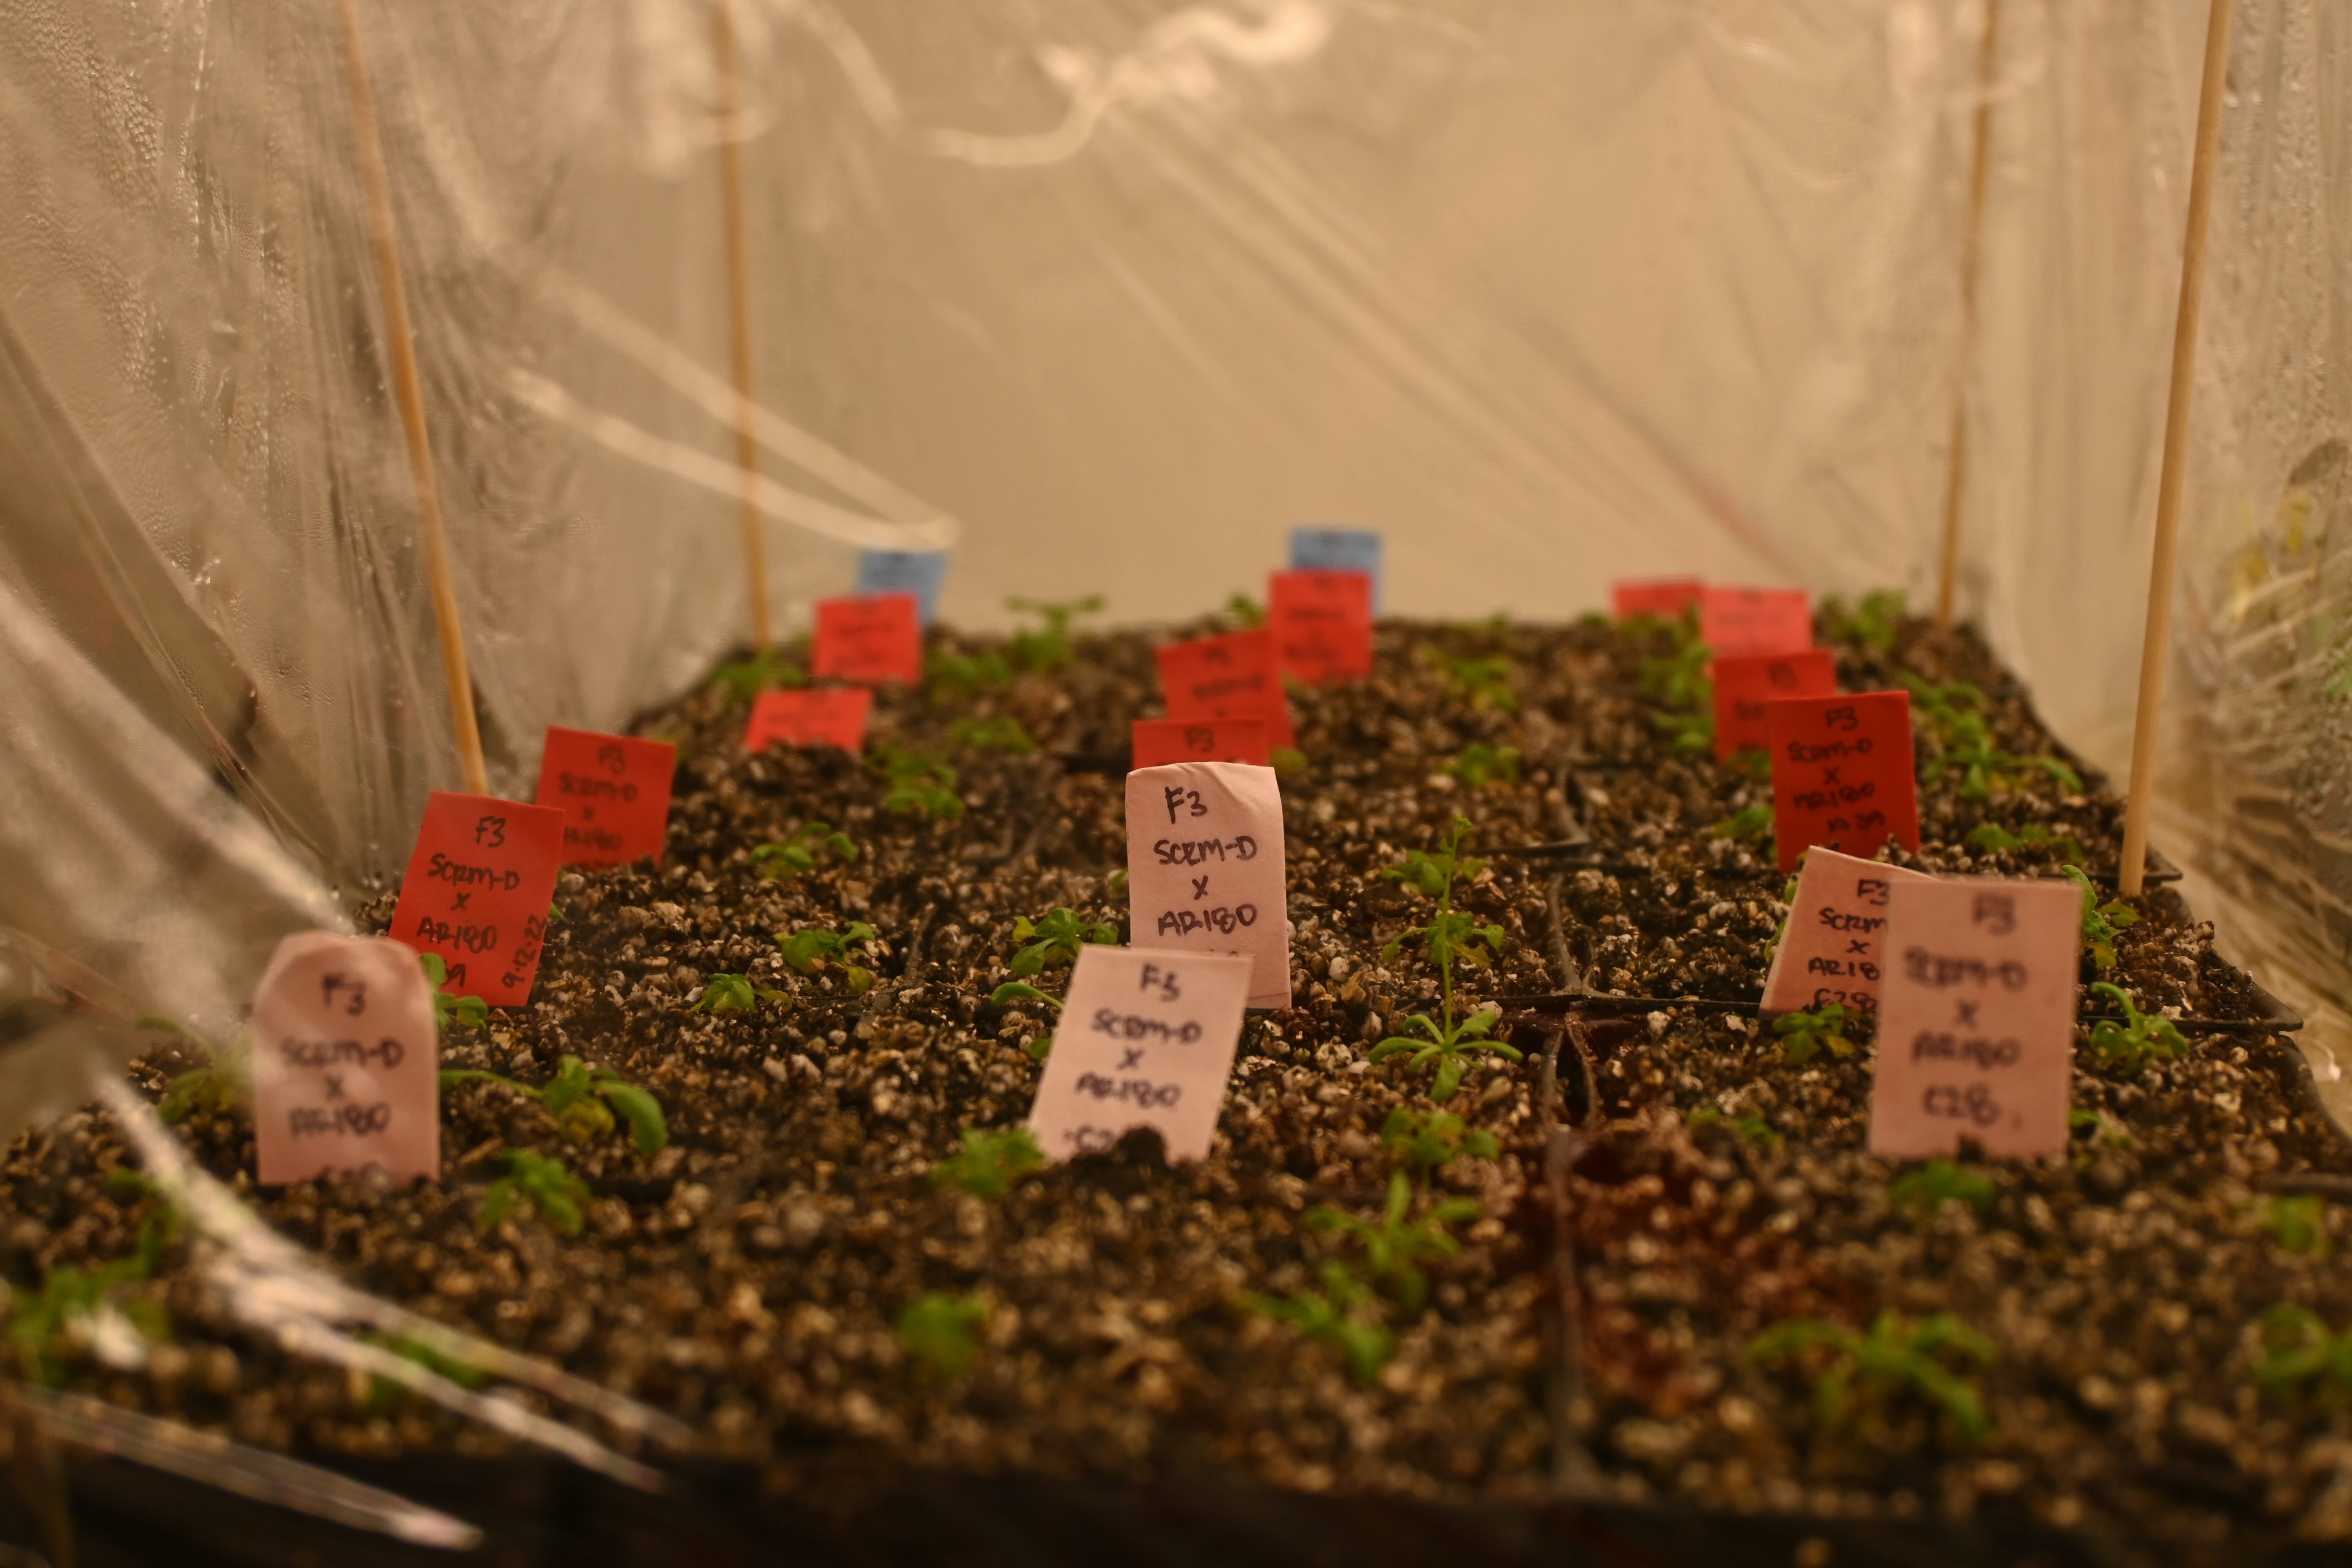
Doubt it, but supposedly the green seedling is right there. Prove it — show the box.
[1443,742,1521,788]
[1381,903,1505,977]
[949,716,1036,755]
[897,1291,988,1379]
[138,1015,246,1123]
[2084,981,2186,1075]
[1774,1003,1857,1065]
[777,921,879,993]
[874,745,963,820]
[1967,822,2087,863]
[1651,707,1714,755]
[7,1200,175,1385]
[1380,1107,1499,1180]
[1639,636,1712,714]
[2064,866,2139,970]
[1688,1106,1782,1152]
[1421,647,1518,712]
[1378,844,1486,902]
[1271,746,1309,776]
[1224,593,1266,628]
[695,973,786,1015]
[361,1331,491,1410]
[2066,1106,2135,1148]
[710,647,804,705]
[1889,1157,1996,1220]
[1007,595,1104,674]
[439,1056,669,1155]
[1900,674,2082,800]
[1372,815,1518,1100]
[752,820,858,880]
[1762,868,1802,958]
[479,1149,590,1235]
[929,648,1013,697]
[1750,1311,1996,1445]
[420,953,489,1031]
[1241,1261,1395,1384]
[1008,907,1117,976]
[1306,1171,1482,1313]
[1369,1006,1520,1103]
[2255,1306,2352,1405]
[2261,1195,2331,1257]
[1712,801,1775,847]
[931,1128,1047,1200]
[1823,590,1906,654]
[987,981,1062,1012]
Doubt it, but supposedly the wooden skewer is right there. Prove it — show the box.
[333,0,489,797]
[713,0,773,652]
[2119,0,2237,898]
[1935,0,2003,630]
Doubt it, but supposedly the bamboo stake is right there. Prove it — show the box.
[333,0,488,798]
[1935,0,2003,630]
[2119,0,2236,898]
[713,0,773,651]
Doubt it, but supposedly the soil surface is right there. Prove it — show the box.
[5,608,2350,1567]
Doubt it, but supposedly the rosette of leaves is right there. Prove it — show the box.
[1006,595,1104,674]
[1008,907,1116,977]
[479,1150,591,1235]
[1241,1262,1393,1383]
[1306,1170,1482,1312]
[898,1291,990,1379]
[1772,1003,1857,1065]
[420,953,488,1030]
[2064,867,2139,970]
[874,746,963,820]
[439,1056,669,1154]
[2084,981,2187,1075]
[1750,1310,1997,1445]
[777,921,879,993]
[752,821,857,881]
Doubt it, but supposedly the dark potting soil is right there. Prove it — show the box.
[4,609,2351,1568]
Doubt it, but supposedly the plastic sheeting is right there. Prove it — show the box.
[1,1,2349,1091]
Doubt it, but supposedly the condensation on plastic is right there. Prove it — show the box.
[0,1,2349,1108]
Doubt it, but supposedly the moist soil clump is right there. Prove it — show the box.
[3,607,2349,1565]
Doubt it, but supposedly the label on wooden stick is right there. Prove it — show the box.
[1701,586,1812,657]
[533,727,676,870]
[1131,718,1271,770]
[1612,577,1704,622]
[252,932,439,1185]
[745,688,872,752]
[1868,877,2079,1158]
[1765,692,1920,872]
[388,791,564,1007]
[1156,629,1297,751]
[1268,570,1372,685]
[1026,945,1253,1164]
[1126,761,1291,1009]
[1759,848,1936,1016]
[1712,649,1838,763]
[812,593,921,684]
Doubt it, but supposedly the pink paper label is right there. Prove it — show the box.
[533,727,676,870]
[1868,877,2080,1159]
[1268,569,1373,684]
[1701,586,1813,657]
[387,791,565,1007]
[1612,577,1704,621]
[251,933,439,1185]
[812,593,922,685]
[1765,691,1921,872]
[1126,761,1292,1009]
[745,687,872,752]
[1132,718,1271,770]
[1026,945,1253,1164]
[1712,649,1838,764]
[1155,629,1297,751]
[1759,848,1936,1016]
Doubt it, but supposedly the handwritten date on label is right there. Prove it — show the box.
[1759,848,1935,1016]
[745,687,872,754]
[1867,877,2079,1159]
[388,792,565,1007]
[1127,761,1291,1009]
[1155,629,1297,752]
[1268,569,1373,685]
[1710,649,1837,764]
[1131,718,1270,770]
[1701,586,1813,657]
[253,933,439,1184]
[812,593,922,685]
[1027,946,1253,1164]
[1764,691,1921,872]
[533,726,676,870]
[1611,577,1704,622]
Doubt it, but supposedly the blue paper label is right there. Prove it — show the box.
[1287,527,1382,614]
[854,550,949,624]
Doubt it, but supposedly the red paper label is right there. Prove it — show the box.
[1132,718,1271,769]
[1711,649,1838,763]
[1156,629,1297,751]
[388,791,565,1008]
[1612,577,1704,621]
[1765,692,1920,872]
[811,593,921,685]
[532,727,676,870]
[1701,586,1813,657]
[745,688,872,752]
[1268,570,1372,684]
